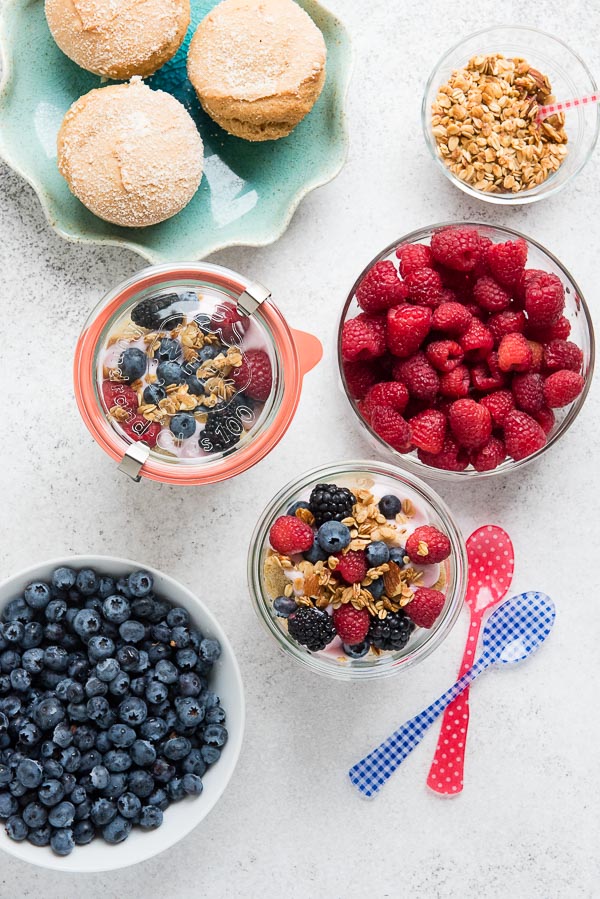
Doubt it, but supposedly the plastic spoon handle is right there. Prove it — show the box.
[348,655,492,798]
[426,609,484,794]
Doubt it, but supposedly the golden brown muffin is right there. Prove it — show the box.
[57,78,204,228]
[187,0,327,141]
[45,0,190,79]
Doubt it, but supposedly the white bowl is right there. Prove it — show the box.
[0,555,245,873]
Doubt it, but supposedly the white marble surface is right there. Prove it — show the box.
[1,0,600,896]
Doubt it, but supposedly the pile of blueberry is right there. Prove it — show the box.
[0,566,227,856]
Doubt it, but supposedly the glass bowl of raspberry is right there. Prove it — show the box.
[422,27,599,204]
[338,223,594,480]
[74,263,322,485]
[248,461,468,680]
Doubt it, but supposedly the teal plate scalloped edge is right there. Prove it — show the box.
[0,0,351,263]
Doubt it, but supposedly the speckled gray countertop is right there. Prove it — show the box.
[1,0,600,896]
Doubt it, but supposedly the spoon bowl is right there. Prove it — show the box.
[483,592,556,665]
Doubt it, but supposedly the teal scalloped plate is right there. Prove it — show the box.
[0,0,351,262]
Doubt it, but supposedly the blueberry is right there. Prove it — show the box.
[200,745,220,765]
[6,815,28,841]
[118,697,147,726]
[205,705,226,725]
[4,598,33,624]
[145,681,168,705]
[127,769,154,798]
[304,541,329,563]
[365,541,390,567]
[85,676,107,698]
[155,337,181,363]
[185,375,205,397]
[140,717,168,742]
[96,658,120,682]
[182,749,207,777]
[45,601,67,626]
[88,635,115,662]
[9,779,27,797]
[169,412,196,440]
[379,495,402,518]
[101,775,127,801]
[139,805,163,829]
[22,801,47,828]
[115,577,132,597]
[0,792,18,818]
[0,712,9,733]
[23,582,52,610]
[109,672,131,697]
[119,347,146,383]
[388,547,407,568]
[365,579,384,600]
[155,660,178,684]
[175,697,205,727]
[16,758,42,788]
[3,622,23,643]
[33,697,65,730]
[175,649,197,671]
[28,825,51,846]
[273,596,297,618]
[107,724,136,749]
[62,773,76,795]
[102,594,131,624]
[167,776,186,801]
[0,696,20,717]
[166,607,189,628]
[10,669,31,692]
[147,788,168,810]
[343,641,371,658]
[91,798,117,826]
[75,799,92,822]
[203,724,228,747]
[95,732,112,753]
[156,361,184,387]
[72,726,95,751]
[103,814,132,844]
[38,779,64,807]
[94,576,114,599]
[151,623,171,643]
[52,567,77,593]
[87,696,110,723]
[0,764,11,786]
[287,500,311,516]
[79,749,102,775]
[44,645,69,672]
[316,521,351,554]
[21,622,44,649]
[73,820,95,845]
[117,645,140,671]
[117,791,141,819]
[73,609,101,640]
[164,737,191,761]
[56,678,84,703]
[151,759,175,784]
[199,639,221,663]
[182,773,203,796]
[197,345,220,363]
[119,620,146,644]
[104,750,132,774]
[131,597,155,619]
[126,571,155,602]
[75,568,98,597]
[60,747,81,773]
[143,384,167,406]
[43,759,64,779]
[148,643,171,665]
[51,827,75,856]
[48,800,75,828]
[0,650,21,673]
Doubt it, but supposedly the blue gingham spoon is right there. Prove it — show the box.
[348,591,555,798]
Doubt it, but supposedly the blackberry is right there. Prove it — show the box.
[287,607,335,652]
[368,610,414,652]
[308,483,356,526]
[130,292,196,331]
[199,409,242,454]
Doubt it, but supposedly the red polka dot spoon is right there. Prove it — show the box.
[427,525,514,795]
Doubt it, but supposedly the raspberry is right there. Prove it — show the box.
[460,318,494,360]
[342,360,379,399]
[395,243,433,279]
[393,354,439,402]
[487,238,527,288]
[514,268,545,305]
[488,309,527,344]
[448,398,492,449]
[430,227,481,271]
[431,301,472,334]
[527,315,571,343]
[480,389,515,427]
[231,349,272,402]
[463,301,484,321]
[370,406,412,453]
[332,605,370,644]
[436,266,475,294]
[409,409,446,454]
[363,381,409,416]
[121,416,161,447]
[512,372,544,414]
[335,550,368,584]
[473,276,511,313]
[386,305,432,357]
[341,313,386,362]
[439,364,470,398]
[356,261,407,313]
[406,526,451,565]
[497,333,533,372]
[470,436,506,472]
[534,406,555,434]
[543,339,583,373]
[543,370,585,408]
[404,267,444,307]
[210,301,249,343]
[417,435,469,471]
[470,352,506,392]
[101,381,138,414]
[524,271,565,327]
[269,516,315,555]
[503,410,547,461]
[527,340,544,373]
[425,340,464,373]
[405,588,445,628]
[472,235,493,278]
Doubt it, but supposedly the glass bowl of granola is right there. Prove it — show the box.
[422,26,599,204]
[248,461,467,680]
[74,263,322,485]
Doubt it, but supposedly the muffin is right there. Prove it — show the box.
[45,0,190,79]
[57,78,203,228]
[187,0,327,141]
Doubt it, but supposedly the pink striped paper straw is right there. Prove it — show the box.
[537,93,599,121]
